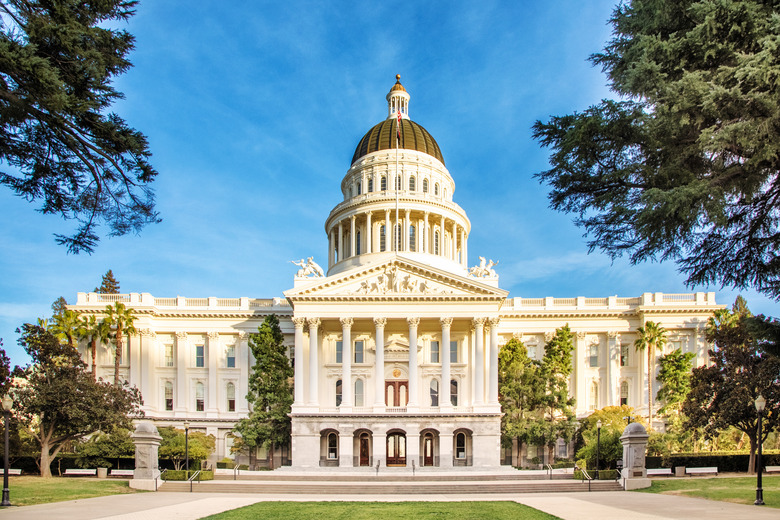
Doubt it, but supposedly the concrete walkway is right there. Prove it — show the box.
[0,491,777,519]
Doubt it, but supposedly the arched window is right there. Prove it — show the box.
[430,379,439,407]
[381,176,387,191]
[620,380,629,406]
[164,381,174,411]
[227,382,236,412]
[423,178,429,193]
[327,432,338,460]
[455,432,466,459]
[355,379,364,407]
[380,225,386,252]
[368,177,374,192]
[357,179,362,195]
[356,231,361,255]
[434,183,440,196]
[336,379,343,407]
[195,382,205,411]
[409,176,416,191]
[396,176,402,190]
[434,231,440,255]
[450,379,458,406]
[409,225,416,252]
[590,381,599,410]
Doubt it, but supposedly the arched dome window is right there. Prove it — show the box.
[368,177,374,192]
[394,224,402,251]
[381,176,387,191]
[380,225,386,252]
[395,176,402,190]
[409,176,416,191]
[357,180,362,195]
[409,225,416,252]
[434,183,440,196]
[434,231,440,255]
[423,179,429,193]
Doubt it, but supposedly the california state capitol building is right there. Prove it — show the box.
[70,76,722,470]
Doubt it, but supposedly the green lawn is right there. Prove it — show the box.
[201,501,560,520]
[0,476,144,507]
[635,475,780,508]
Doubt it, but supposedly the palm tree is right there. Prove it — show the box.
[634,321,668,429]
[79,315,111,380]
[105,302,137,384]
[51,309,81,350]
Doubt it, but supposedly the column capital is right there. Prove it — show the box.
[307,317,321,329]
[440,317,453,328]
[607,331,620,340]
[207,331,219,340]
[373,317,387,327]
[350,214,356,222]
[544,331,554,341]
[576,331,587,340]
[407,317,420,327]
[340,317,354,328]
[472,317,487,328]
[139,328,155,337]
[292,317,306,329]
[175,331,187,340]
[489,317,501,327]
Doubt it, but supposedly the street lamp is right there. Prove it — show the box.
[754,395,766,506]
[1,394,13,507]
[596,419,602,480]
[183,421,190,478]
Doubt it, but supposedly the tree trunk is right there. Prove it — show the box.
[114,325,122,384]
[748,431,757,475]
[647,347,653,430]
[269,441,275,470]
[249,446,257,471]
[91,338,97,380]
[516,438,522,468]
[40,441,53,478]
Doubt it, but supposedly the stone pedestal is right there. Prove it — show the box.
[130,421,162,491]
[620,422,651,490]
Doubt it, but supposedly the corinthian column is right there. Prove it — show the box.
[488,318,500,404]
[440,317,453,409]
[374,317,386,410]
[292,318,306,406]
[341,317,353,409]
[307,318,320,406]
[473,317,486,405]
[407,317,420,408]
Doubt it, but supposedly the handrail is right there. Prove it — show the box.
[188,470,201,492]
[575,465,593,492]
[156,468,168,491]
[233,464,240,481]
[545,464,553,480]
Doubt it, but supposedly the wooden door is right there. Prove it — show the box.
[386,433,406,466]
[423,434,434,466]
[359,435,370,466]
[385,381,409,406]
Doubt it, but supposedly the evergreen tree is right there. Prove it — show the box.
[51,297,68,317]
[535,326,576,462]
[532,0,780,299]
[656,348,695,419]
[232,314,292,469]
[95,270,120,294]
[0,0,159,254]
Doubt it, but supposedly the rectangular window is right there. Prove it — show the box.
[620,344,629,367]
[336,341,343,363]
[431,341,440,363]
[450,341,458,363]
[195,345,205,368]
[354,340,364,364]
[589,344,599,367]
[164,344,174,367]
[226,345,236,368]
[557,439,568,458]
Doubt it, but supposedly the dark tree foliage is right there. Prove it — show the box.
[50,296,67,317]
[94,269,120,293]
[0,339,11,395]
[682,303,780,473]
[232,314,292,469]
[13,323,143,477]
[0,0,159,253]
[533,0,780,299]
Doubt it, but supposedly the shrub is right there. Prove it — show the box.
[163,470,214,481]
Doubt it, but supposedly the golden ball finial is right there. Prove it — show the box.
[396,74,401,82]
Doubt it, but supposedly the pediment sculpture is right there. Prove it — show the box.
[468,256,498,278]
[291,257,325,278]
[353,266,450,295]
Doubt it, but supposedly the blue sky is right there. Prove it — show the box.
[2,0,778,367]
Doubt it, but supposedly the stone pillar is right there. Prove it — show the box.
[374,318,386,410]
[423,212,429,253]
[366,212,372,254]
[488,318,500,404]
[407,431,420,469]
[175,331,187,413]
[451,221,457,260]
[440,432,454,468]
[207,332,219,415]
[338,221,344,261]
[385,210,391,252]
[139,329,155,414]
[404,209,411,251]
[130,422,162,491]
[607,332,620,407]
[292,318,306,406]
[576,332,587,415]
[341,317,353,409]
[350,215,356,258]
[129,333,141,388]
[473,318,486,405]
[407,317,420,409]
[339,432,353,468]
[307,318,320,406]
[238,332,249,413]
[374,432,387,469]
[440,215,446,257]
[440,317,452,409]
[620,423,651,490]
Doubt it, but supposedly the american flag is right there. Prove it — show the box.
[396,109,402,142]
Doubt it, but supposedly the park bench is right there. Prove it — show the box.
[685,467,718,476]
[0,469,21,475]
[109,469,134,477]
[646,468,673,476]
[64,468,97,477]
[765,466,780,474]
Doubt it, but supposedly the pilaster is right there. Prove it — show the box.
[374,317,386,411]
[473,317,486,405]
[307,318,321,407]
[175,331,187,414]
[207,331,219,415]
[341,317,353,411]
[440,317,452,410]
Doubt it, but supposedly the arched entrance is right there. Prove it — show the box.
[422,431,436,466]
[355,430,372,467]
[386,431,406,466]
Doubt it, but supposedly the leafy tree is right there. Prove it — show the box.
[683,302,780,473]
[532,0,780,300]
[104,302,136,384]
[78,314,111,379]
[498,338,542,466]
[0,0,159,254]
[12,323,143,477]
[232,314,292,470]
[158,426,215,471]
[95,270,120,294]
[50,309,81,350]
[576,405,645,471]
[51,297,68,317]
[656,348,695,419]
[75,428,134,469]
[634,321,667,429]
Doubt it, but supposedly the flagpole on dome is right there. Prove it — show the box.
[395,76,401,253]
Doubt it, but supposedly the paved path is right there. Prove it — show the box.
[0,491,777,519]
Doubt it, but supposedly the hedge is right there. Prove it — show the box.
[646,452,780,472]
[163,470,214,481]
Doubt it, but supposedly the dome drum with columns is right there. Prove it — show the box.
[67,76,722,471]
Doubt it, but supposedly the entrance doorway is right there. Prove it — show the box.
[359,433,370,466]
[387,432,406,466]
[385,381,408,407]
[423,433,434,466]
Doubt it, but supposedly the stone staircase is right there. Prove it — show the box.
[159,472,623,494]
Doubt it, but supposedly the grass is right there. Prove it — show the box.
[201,501,560,520]
[635,475,780,508]
[0,476,144,507]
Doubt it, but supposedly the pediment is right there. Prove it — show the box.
[284,257,508,301]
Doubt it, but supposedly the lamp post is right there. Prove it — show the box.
[596,419,602,480]
[1,394,13,507]
[755,395,765,506]
[183,421,190,478]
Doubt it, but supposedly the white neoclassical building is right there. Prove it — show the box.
[71,76,722,469]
